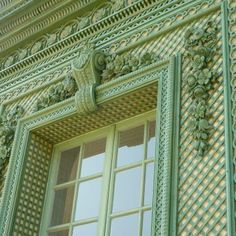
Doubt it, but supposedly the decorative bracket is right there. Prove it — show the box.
[72,44,106,115]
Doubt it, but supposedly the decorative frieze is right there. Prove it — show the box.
[0,105,24,180]
[184,21,218,157]
[0,0,159,72]
[0,0,140,66]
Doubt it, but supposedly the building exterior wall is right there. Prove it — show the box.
[0,0,235,235]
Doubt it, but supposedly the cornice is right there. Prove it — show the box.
[0,0,106,54]
[0,0,33,20]
[0,0,175,76]
[0,0,219,102]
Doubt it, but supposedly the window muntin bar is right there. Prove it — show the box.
[46,112,156,236]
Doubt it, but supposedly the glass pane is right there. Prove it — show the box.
[50,186,74,226]
[111,214,139,236]
[74,177,102,220]
[144,162,154,205]
[80,138,106,177]
[147,121,156,159]
[57,146,80,184]
[117,125,144,167]
[49,229,69,236]
[142,211,152,236]
[72,222,97,236]
[113,167,141,212]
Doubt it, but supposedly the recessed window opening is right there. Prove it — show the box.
[45,111,156,236]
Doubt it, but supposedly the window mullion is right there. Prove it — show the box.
[138,120,147,236]
[104,125,119,236]
[98,125,116,236]
[68,144,84,236]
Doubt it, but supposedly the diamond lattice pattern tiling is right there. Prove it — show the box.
[177,13,227,235]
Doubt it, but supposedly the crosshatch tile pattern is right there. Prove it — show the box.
[34,84,158,144]
[177,13,227,235]
[11,134,53,236]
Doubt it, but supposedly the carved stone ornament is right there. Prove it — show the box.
[0,105,24,180]
[184,21,217,157]
[101,52,160,83]
[72,44,106,115]
[33,75,78,112]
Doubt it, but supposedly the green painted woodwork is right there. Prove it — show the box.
[0,0,235,235]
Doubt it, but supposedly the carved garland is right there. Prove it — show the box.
[184,21,217,157]
[33,76,77,112]
[101,52,160,83]
[0,105,24,180]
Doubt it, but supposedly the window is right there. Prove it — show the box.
[43,111,156,236]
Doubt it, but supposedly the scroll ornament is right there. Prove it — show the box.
[184,21,217,157]
[72,44,106,115]
[0,105,24,180]
[33,75,77,112]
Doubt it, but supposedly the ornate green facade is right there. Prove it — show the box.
[0,0,235,235]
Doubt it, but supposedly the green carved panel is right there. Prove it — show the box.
[0,0,235,235]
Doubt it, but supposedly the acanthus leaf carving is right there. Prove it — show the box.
[184,21,218,157]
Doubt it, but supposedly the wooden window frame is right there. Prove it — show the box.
[42,111,156,236]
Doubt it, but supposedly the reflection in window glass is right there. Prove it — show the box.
[144,163,154,205]
[113,167,141,212]
[72,222,97,236]
[57,147,80,184]
[74,177,102,220]
[111,214,139,236]
[80,138,106,177]
[48,229,69,236]
[147,121,156,159]
[50,186,74,226]
[142,211,152,236]
[117,125,144,167]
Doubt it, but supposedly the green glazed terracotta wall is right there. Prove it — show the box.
[0,0,235,235]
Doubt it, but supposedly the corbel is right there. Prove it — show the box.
[72,44,106,115]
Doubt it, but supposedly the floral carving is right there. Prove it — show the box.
[101,52,160,83]
[184,21,217,156]
[0,105,24,180]
[33,76,77,112]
